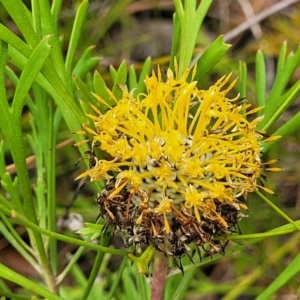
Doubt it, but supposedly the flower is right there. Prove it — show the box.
[76,63,279,263]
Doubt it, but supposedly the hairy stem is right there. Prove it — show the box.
[151,252,169,300]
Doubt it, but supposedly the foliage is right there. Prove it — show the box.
[0,0,300,299]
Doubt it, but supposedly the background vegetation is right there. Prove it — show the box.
[0,0,300,299]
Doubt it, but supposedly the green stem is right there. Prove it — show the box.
[222,219,300,241]
[106,257,128,300]
[0,204,128,256]
[256,190,300,231]
[0,217,38,270]
[81,234,111,299]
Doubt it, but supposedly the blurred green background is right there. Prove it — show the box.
[1,1,300,299]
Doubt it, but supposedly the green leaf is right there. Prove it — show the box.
[238,61,247,100]
[255,50,266,112]
[0,171,23,213]
[11,35,53,119]
[39,0,68,87]
[74,75,96,116]
[51,0,62,27]
[65,0,89,76]
[0,263,65,300]
[5,66,36,114]
[0,141,7,176]
[193,35,231,82]
[169,13,180,70]
[1,0,38,48]
[0,219,37,270]
[7,44,84,135]
[262,108,300,152]
[128,58,151,97]
[129,65,138,91]
[32,0,42,39]
[76,223,103,241]
[259,45,300,130]
[70,262,88,288]
[106,258,128,300]
[170,268,196,300]
[112,60,128,100]
[81,234,111,300]
[136,273,151,300]
[174,0,213,76]
[73,46,101,79]
[260,78,300,132]
[74,75,95,104]
[0,38,52,270]
[277,41,287,72]
[0,40,8,116]
[269,46,300,100]
[109,65,117,82]
[93,70,112,107]
[0,194,12,212]
[0,24,32,58]
[136,57,152,96]
[123,267,139,299]
[56,246,86,286]
[255,252,300,300]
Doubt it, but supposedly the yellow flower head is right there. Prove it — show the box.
[76,64,279,260]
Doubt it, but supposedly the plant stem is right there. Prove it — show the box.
[0,205,128,257]
[151,252,169,300]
